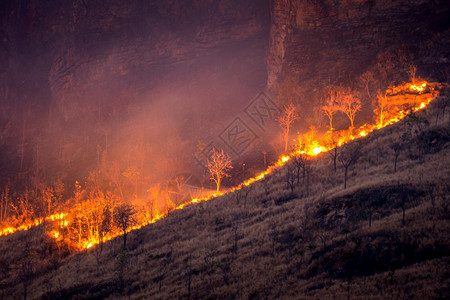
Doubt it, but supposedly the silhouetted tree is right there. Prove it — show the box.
[360,70,375,98]
[291,153,307,184]
[286,163,296,194]
[391,142,403,173]
[325,134,339,172]
[207,149,233,193]
[235,185,252,207]
[114,204,137,249]
[338,145,361,189]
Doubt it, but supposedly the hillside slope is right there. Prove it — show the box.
[1,95,449,299]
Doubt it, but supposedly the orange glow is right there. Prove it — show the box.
[312,147,323,155]
[0,80,440,250]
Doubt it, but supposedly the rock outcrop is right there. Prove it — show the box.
[1,0,270,120]
[266,0,450,89]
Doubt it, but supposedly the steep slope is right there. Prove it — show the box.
[1,91,449,299]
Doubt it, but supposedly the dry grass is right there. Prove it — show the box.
[0,97,449,299]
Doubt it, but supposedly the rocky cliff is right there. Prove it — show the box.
[1,0,270,120]
[266,0,450,90]
[1,0,449,187]
[0,0,271,185]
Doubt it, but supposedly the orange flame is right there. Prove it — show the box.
[0,80,440,250]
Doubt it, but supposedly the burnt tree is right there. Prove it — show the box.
[338,144,361,189]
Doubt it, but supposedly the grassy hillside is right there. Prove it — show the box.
[1,94,449,299]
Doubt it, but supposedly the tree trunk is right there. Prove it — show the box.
[344,167,348,189]
[123,232,127,249]
[334,148,337,172]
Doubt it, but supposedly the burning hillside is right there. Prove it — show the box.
[0,78,441,251]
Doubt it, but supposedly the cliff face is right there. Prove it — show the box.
[266,0,450,89]
[1,0,270,120]
[1,0,449,184]
[0,0,271,185]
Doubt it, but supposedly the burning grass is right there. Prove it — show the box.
[0,79,443,253]
[1,97,449,298]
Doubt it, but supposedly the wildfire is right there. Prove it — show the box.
[0,79,440,250]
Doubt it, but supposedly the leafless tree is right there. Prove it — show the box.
[235,185,252,207]
[291,153,307,184]
[360,70,375,98]
[322,89,342,132]
[278,103,299,152]
[286,163,296,195]
[338,93,361,131]
[207,149,233,193]
[338,144,361,189]
[391,142,403,173]
[325,134,339,172]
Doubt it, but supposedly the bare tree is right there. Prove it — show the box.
[286,163,296,195]
[291,153,307,184]
[322,89,342,132]
[338,145,361,189]
[325,134,339,172]
[114,204,137,249]
[338,93,361,131]
[207,149,233,193]
[235,185,252,207]
[278,103,299,152]
[391,142,403,173]
[360,70,375,98]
